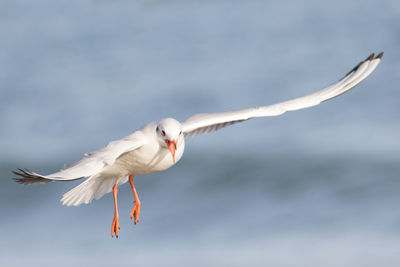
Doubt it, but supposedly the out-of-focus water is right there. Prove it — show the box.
[1,0,399,266]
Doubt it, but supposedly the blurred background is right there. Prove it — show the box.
[1,0,399,266]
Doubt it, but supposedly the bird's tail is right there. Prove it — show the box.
[61,175,128,206]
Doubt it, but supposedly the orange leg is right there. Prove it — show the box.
[111,183,120,238]
[129,175,141,224]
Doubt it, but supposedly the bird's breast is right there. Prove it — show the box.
[113,137,185,176]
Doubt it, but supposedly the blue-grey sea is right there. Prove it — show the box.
[1,0,400,266]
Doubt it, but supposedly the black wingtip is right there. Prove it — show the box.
[12,177,25,184]
[343,52,381,77]
[12,168,51,185]
[376,52,384,59]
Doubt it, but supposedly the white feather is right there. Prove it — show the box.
[36,132,144,181]
[181,53,382,136]
[14,53,383,208]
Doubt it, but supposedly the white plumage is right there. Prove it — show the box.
[14,52,383,237]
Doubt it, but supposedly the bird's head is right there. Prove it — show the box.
[156,118,183,162]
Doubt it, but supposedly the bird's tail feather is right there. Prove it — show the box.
[61,175,128,206]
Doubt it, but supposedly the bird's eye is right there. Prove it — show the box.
[161,130,166,136]
[179,131,182,135]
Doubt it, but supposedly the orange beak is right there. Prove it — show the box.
[165,139,177,163]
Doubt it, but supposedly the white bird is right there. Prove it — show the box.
[14,52,383,238]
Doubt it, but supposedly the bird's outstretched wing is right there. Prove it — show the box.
[13,134,144,184]
[182,52,383,136]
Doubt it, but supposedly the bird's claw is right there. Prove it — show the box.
[130,201,141,224]
[111,215,120,238]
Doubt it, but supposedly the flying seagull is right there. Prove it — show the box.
[14,52,383,238]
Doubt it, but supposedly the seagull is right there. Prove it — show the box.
[14,52,383,238]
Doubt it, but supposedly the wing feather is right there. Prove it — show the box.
[13,132,144,184]
[182,52,383,136]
